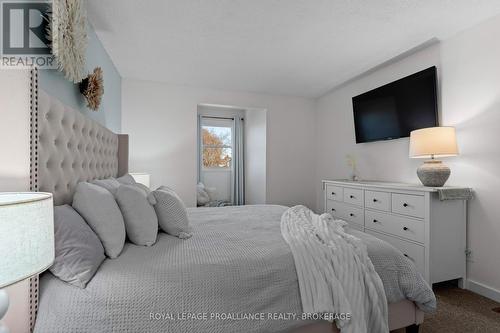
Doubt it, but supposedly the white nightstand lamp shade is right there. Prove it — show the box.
[0,192,54,333]
[129,173,150,188]
[409,127,459,187]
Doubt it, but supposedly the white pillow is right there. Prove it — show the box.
[153,188,193,239]
[205,186,217,201]
[197,183,210,206]
[72,182,126,258]
[115,185,158,246]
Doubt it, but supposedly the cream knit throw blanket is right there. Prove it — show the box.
[281,205,389,333]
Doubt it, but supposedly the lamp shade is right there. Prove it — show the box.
[0,192,54,288]
[409,127,459,159]
[129,173,150,188]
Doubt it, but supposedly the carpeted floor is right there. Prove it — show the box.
[393,282,500,332]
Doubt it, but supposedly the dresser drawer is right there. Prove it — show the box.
[326,201,364,227]
[343,188,363,206]
[326,200,343,217]
[365,190,390,212]
[326,184,343,202]
[341,204,364,226]
[392,193,425,218]
[365,210,425,243]
[366,229,425,274]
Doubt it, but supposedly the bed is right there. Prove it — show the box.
[31,90,435,333]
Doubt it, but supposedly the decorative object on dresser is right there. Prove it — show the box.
[47,0,88,83]
[129,173,151,188]
[345,154,360,181]
[0,192,54,333]
[409,127,459,187]
[80,67,104,111]
[323,180,470,287]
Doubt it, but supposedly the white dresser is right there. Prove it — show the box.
[322,180,468,286]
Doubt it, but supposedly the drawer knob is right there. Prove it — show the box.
[350,195,354,199]
[331,192,335,195]
[373,198,378,202]
[372,219,378,223]
[403,226,408,231]
[349,213,354,217]
[403,203,409,207]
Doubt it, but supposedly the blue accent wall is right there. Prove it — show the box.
[39,23,122,132]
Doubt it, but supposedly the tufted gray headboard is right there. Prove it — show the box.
[35,90,128,205]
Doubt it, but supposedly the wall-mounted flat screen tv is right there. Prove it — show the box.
[352,66,438,143]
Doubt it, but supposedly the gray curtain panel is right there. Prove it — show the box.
[232,117,245,205]
[197,114,203,183]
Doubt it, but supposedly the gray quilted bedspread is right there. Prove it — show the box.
[34,205,435,333]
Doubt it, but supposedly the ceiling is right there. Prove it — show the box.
[88,0,500,98]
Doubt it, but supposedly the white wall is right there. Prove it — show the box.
[245,109,267,204]
[0,70,34,333]
[315,44,441,207]
[315,15,500,300]
[122,79,315,209]
[439,16,500,300]
[0,70,31,191]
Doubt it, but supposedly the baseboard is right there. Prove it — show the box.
[467,279,500,303]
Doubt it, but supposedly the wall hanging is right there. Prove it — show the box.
[80,67,104,111]
[47,0,88,83]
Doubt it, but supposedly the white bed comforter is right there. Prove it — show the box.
[281,205,389,333]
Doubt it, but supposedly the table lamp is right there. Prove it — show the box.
[129,173,151,188]
[409,127,459,187]
[0,193,54,333]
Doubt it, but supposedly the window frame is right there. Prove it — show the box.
[200,119,234,171]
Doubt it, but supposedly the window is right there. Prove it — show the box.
[197,110,245,206]
[201,122,233,169]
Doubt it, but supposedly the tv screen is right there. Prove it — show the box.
[352,66,438,143]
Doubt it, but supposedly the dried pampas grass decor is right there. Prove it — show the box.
[80,67,104,111]
[48,0,88,83]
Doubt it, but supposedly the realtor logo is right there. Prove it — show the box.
[1,1,55,68]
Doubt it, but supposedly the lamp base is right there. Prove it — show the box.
[417,160,451,187]
[0,289,9,333]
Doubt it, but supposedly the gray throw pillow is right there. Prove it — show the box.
[134,182,149,193]
[115,185,158,246]
[50,205,105,288]
[91,177,121,195]
[135,182,156,205]
[117,173,136,185]
[116,174,157,205]
[72,182,126,258]
[157,185,173,191]
[153,188,193,239]
[93,176,156,205]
